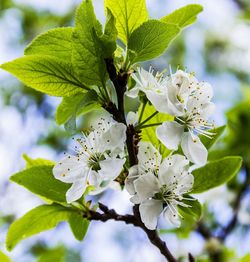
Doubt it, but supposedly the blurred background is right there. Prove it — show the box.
[0,0,250,261]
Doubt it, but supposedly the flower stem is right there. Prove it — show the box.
[136,111,159,129]
[136,122,162,130]
[138,101,147,124]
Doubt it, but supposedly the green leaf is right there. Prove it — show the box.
[56,90,100,125]
[191,156,242,194]
[68,213,89,241]
[72,0,107,86]
[23,154,55,168]
[0,251,11,262]
[6,204,75,251]
[128,20,180,63]
[24,27,73,60]
[200,125,226,150]
[10,165,70,203]
[0,55,88,97]
[99,8,118,58]
[178,196,202,221]
[161,4,203,28]
[105,0,148,43]
[38,247,66,262]
[241,254,250,262]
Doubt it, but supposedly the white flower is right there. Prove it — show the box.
[53,117,126,203]
[156,71,215,166]
[126,111,138,126]
[125,142,194,230]
[131,68,214,166]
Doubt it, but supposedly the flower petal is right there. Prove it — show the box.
[163,205,181,227]
[156,121,184,150]
[66,180,87,203]
[134,173,160,203]
[181,132,208,166]
[102,123,126,152]
[158,154,189,186]
[127,111,138,126]
[99,157,125,180]
[137,141,162,174]
[139,199,163,230]
[125,165,139,195]
[53,155,86,183]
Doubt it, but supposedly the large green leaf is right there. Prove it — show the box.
[10,165,70,203]
[160,4,203,28]
[128,20,180,63]
[0,55,87,97]
[191,156,242,194]
[6,205,76,251]
[56,90,100,125]
[72,0,107,87]
[24,27,73,60]
[68,213,89,241]
[105,0,148,43]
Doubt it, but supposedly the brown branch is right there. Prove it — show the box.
[84,203,177,262]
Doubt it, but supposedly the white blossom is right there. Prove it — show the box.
[53,117,126,203]
[132,68,215,166]
[126,142,194,230]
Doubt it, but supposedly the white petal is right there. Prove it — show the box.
[175,172,194,195]
[134,173,160,203]
[158,154,189,186]
[53,155,86,183]
[127,111,139,126]
[66,180,87,203]
[145,90,170,114]
[139,199,163,230]
[88,170,100,187]
[156,121,184,150]
[137,141,162,174]
[125,165,139,195]
[99,157,125,180]
[181,133,208,166]
[126,86,140,98]
[101,123,126,152]
[163,205,181,227]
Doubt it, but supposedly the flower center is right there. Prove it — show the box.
[153,184,180,204]
[88,153,105,171]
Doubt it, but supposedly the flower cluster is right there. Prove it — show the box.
[125,142,194,229]
[53,67,215,230]
[53,117,126,203]
[131,68,215,166]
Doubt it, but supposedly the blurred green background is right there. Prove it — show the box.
[0,0,250,261]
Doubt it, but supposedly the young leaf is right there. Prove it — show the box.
[128,20,180,63]
[160,4,203,28]
[72,0,107,87]
[105,0,148,43]
[191,156,242,194]
[200,125,226,150]
[56,90,100,125]
[0,55,88,97]
[10,165,70,203]
[6,204,75,251]
[99,8,118,58]
[24,27,73,60]
[23,154,55,168]
[68,213,89,241]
